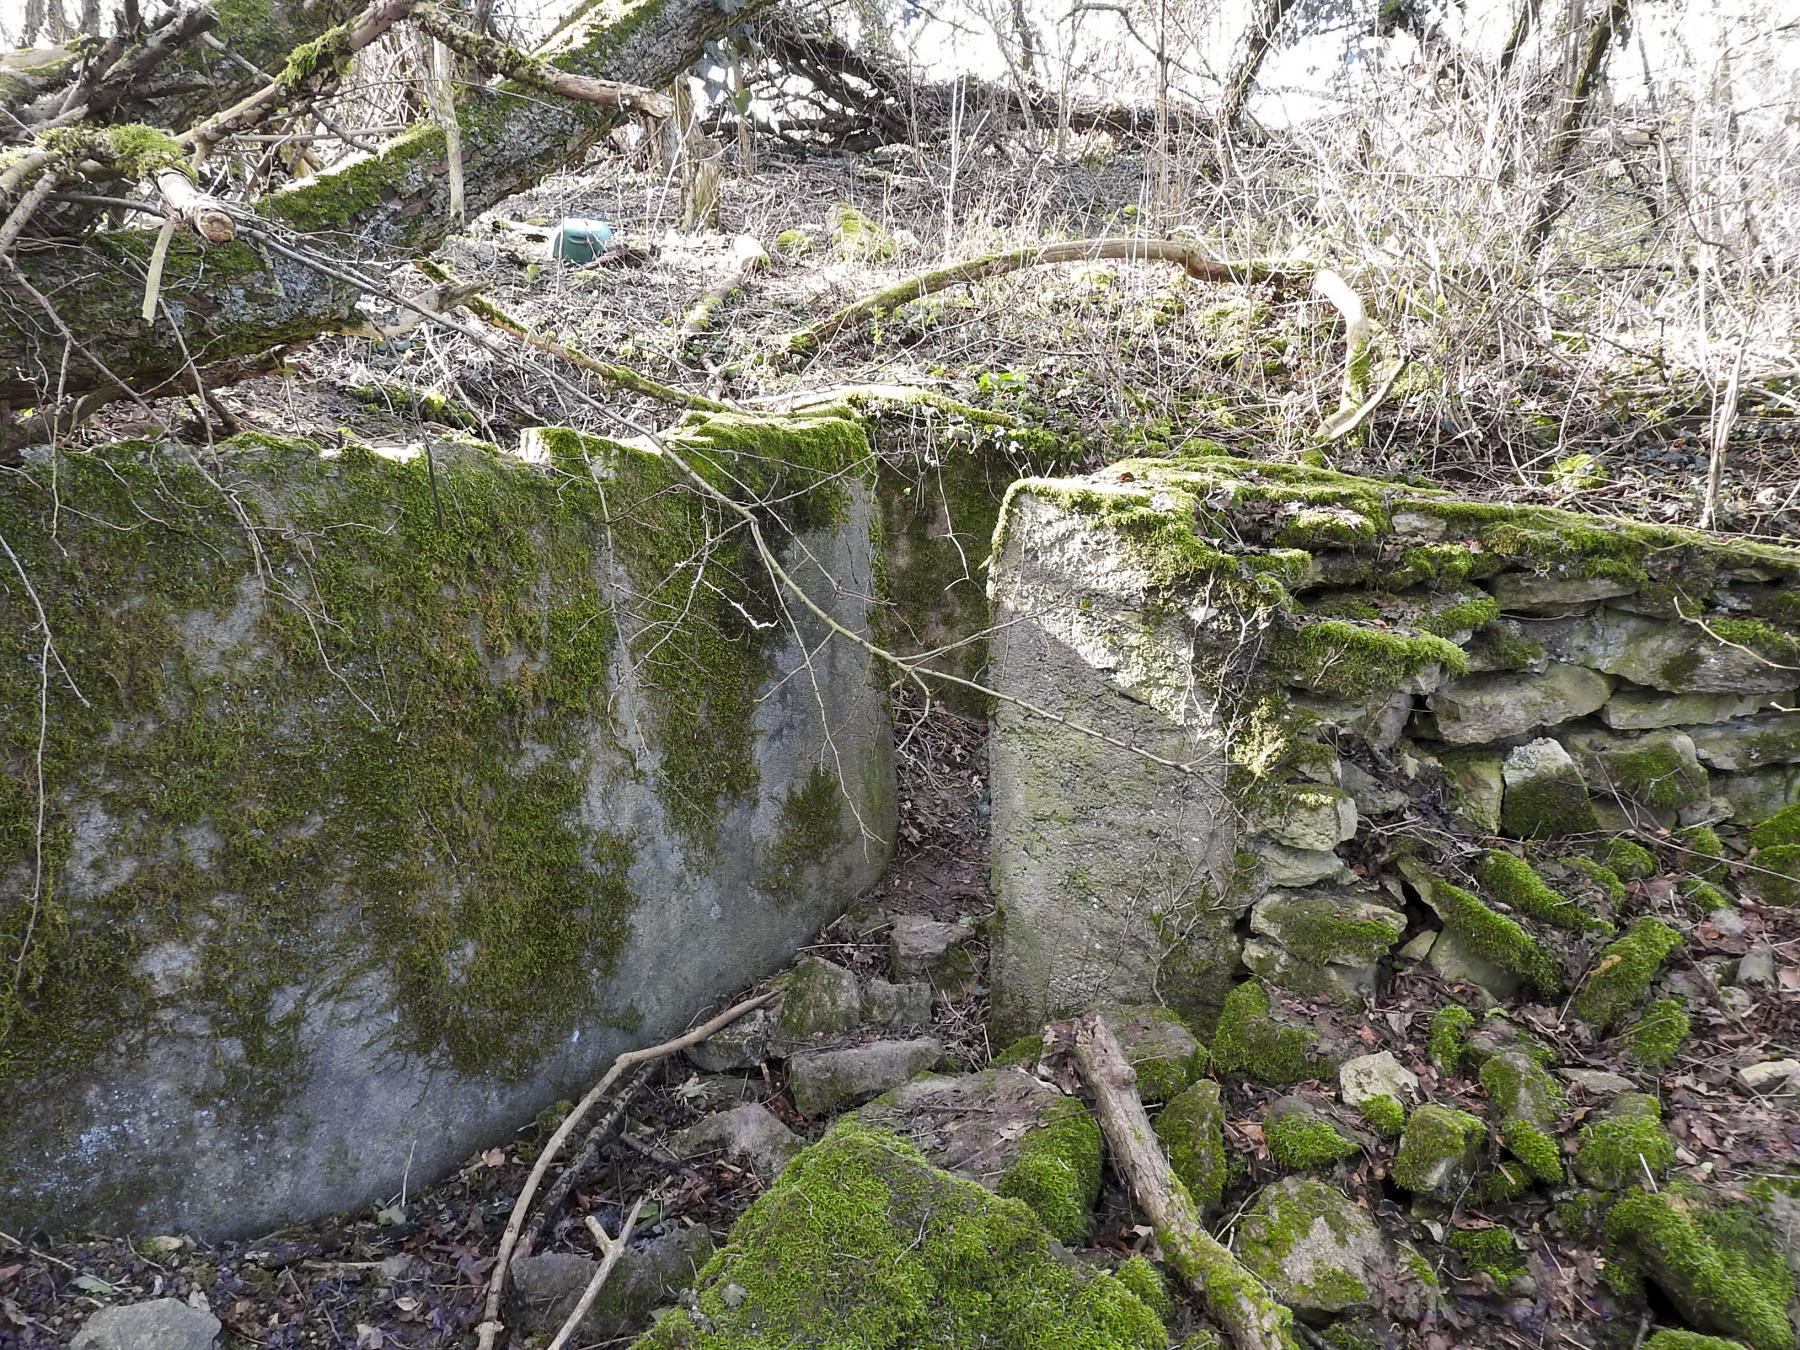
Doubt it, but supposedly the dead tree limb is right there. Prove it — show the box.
[787,237,1312,353]
[0,0,778,453]
[1523,0,1633,257]
[1069,1011,1301,1350]
[1219,0,1299,134]
[473,991,775,1350]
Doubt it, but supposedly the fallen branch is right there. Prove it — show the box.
[1069,1011,1300,1350]
[545,1198,648,1350]
[472,990,775,1350]
[520,1061,657,1258]
[786,237,1311,352]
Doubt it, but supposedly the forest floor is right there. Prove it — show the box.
[10,142,1800,1349]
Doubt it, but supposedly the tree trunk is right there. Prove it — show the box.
[1,0,772,448]
[1219,0,1297,134]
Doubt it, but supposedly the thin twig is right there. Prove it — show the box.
[544,1198,647,1350]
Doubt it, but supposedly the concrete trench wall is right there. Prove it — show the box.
[0,415,894,1236]
[984,452,1800,1035]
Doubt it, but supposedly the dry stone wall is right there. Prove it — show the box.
[986,451,1800,1034]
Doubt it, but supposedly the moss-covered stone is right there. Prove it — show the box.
[1112,1255,1173,1322]
[1415,869,1563,996]
[1677,825,1729,883]
[1573,918,1682,1029]
[1210,981,1335,1085]
[1744,805,1800,905]
[1392,1105,1487,1200]
[1575,1094,1674,1190]
[635,1123,1167,1349]
[1605,1184,1797,1350]
[1479,1052,1564,1184]
[1626,998,1691,1069]
[1566,856,1628,907]
[1429,1004,1475,1077]
[1101,1004,1204,1104]
[1643,1332,1759,1350]
[1606,839,1660,881]
[1476,850,1611,933]
[1360,1094,1406,1138]
[1748,804,1800,850]
[1449,1227,1527,1291]
[1236,1176,1391,1316]
[1271,621,1467,700]
[1265,1098,1359,1171]
[995,1097,1103,1244]
[1155,1079,1228,1213]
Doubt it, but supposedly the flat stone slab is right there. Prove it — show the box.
[1688,715,1800,772]
[786,1037,943,1117]
[1602,688,1787,730]
[1427,664,1611,744]
[70,1300,220,1350]
[670,1103,805,1178]
[856,1064,1070,1186]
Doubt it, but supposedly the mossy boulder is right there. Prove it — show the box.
[1099,1004,1204,1104]
[1265,1096,1360,1172]
[1426,664,1611,744]
[1428,1005,1475,1076]
[1479,1052,1563,1184]
[1626,998,1691,1069]
[1573,917,1682,1029]
[857,1064,1099,1242]
[1447,1226,1528,1291]
[771,957,866,1049]
[1237,1175,1424,1318]
[1604,1184,1797,1350]
[1574,1093,1674,1190]
[828,203,898,261]
[1210,981,1343,1084]
[1403,860,1562,997]
[1392,1105,1486,1200]
[1501,738,1599,837]
[633,1123,1168,1349]
[1565,729,1712,823]
[1155,1078,1228,1214]
[1476,850,1611,934]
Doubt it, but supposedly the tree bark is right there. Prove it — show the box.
[1069,1012,1301,1350]
[1523,0,1632,257]
[1219,0,1298,134]
[0,0,774,448]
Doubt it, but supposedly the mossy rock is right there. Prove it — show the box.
[1500,738,1599,838]
[1604,1183,1797,1350]
[1626,998,1691,1069]
[1155,1079,1228,1213]
[1264,1096,1360,1172]
[1573,917,1682,1029]
[1392,1105,1486,1200]
[1402,859,1563,996]
[1210,981,1340,1085]
[1237,1176,1400,1316]
[1574,1093,1674,1190]
[1643,1331,1758,1350]
[1448,1226,1528,1291]
[1476,850,1611,934]
[1479,1052,1564,1184]
[1099,1004,1204,1105]
[1428,1005,1475,1077]
[633,1123,1167,1349]
[1605,839,1660,881]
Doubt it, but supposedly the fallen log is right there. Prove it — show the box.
[1069,1010,1302,1350]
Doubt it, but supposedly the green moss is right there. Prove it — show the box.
[639,1123,1167,1349]
[1429,1004,1475,1076]
[1449,1227,1526,1290]
[1478,1160,1536,1203]
[1156,1079,1228,1212]
[1480,1054,1564,1184]
[1266,1111,1359,1171]
[1559,1193,1598,1241]
[1748,804,1800,850]
[1388,543,1477,589]
[1626,998,1691,1069]
[1567,857,1627,907]
[1360,1094,1406,1138]
[993,1035,1044,1068]
[1710,619,1800,668]
[1501,766,1599,838]
[1605,1185,1796,1350]
[1113,1255,1173,1322]
[762,765,850,903]
[1750,844,1800,905]
[1677,826,1729,882]
[1681,879,1733,910]
[1575,1096,1674,1189]
[1605,742,1712,811]
[0,440,645,1102]
[1421,593,1500,637]
[1270,620,1468,700]
[1427,878,1564,995]
[1237,1177,1373,1310]
[1391,1105,1486,1196]
[1251,892,1404,966]
[996,1099,1103,1244]
[1476,850,1610,933]
[1644,1332,1758,1350]
[1209,982,1328,1085]
[1573,918,1682,1029]
[1605,839,1659,881]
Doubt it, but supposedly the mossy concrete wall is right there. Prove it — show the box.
[0,415,893,1237]
[985,450,1800,1034]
